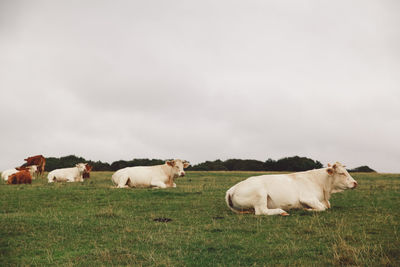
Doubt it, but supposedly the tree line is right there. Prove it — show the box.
[44,155,376,172]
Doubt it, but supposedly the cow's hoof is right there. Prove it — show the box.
[280,212,290,216]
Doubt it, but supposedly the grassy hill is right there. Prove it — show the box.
[1,171,399,266]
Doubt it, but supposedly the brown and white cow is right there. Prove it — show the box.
[7,170,32,184]
[2,165,37,181]
[83,164,92,179]
[112,159,190,188]
[225,162,357,216]
[22,155,46,177]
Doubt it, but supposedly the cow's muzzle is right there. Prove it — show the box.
[180,172,185,177]
[351,181,358,189]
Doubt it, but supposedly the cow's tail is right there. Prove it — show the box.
[225,187,253,214]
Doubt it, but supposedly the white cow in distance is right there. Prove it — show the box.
[225,162,358,216]
[112,159,190,188]
[47,163,87,183]
[2,165,38,181]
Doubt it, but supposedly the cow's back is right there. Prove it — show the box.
[7,170,32,184]
[48,167,79,181]
[230,174,302,209]
[115,165,166,187]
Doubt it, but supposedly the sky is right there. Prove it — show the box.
[0,0,399,172]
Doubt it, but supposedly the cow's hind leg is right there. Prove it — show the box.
[254,194,289,216]
[150,180,167,188]
[300,198,327,211]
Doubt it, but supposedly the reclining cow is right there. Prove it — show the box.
[47,163,88,183]
[2,165,38,181]
[225,162,357,216]
[7,169,33,184]
[112,159,190,188]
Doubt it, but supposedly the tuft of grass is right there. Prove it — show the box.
[0,171,399,266]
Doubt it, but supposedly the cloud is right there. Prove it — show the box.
[0,0,399,172]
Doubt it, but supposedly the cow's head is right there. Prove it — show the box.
[76,163,87,173]
[166,159,190,178]
[83,164,92,179]
[26,165,38,177]
[326,162,358,192]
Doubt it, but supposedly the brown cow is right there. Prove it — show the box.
[21,155,46,177]
[16,165,38,179]
[83,164,92,179]
[7,170,32,184]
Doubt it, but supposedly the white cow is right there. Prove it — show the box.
[225,162,357,216]
[2,165,38,181]
[47,163,87,183]
[112,159,190,188]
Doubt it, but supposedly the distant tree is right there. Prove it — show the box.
[110,160,130,171]
[86,160,111,171]
[273,156,323,171]
[224,159,265,171]
[110,158,164,171]
[189,156,322,172]
[264,158,277,171]
[188,160,228,171]
[348,166,376,172]
[43,155,367,173]
[128,158,164,167]
[46,155,87,171]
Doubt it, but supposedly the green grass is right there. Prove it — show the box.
[1,171,399,266]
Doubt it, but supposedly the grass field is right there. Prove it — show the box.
[1,171,399,266]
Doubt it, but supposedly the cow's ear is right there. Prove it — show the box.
[183,161,190,168]
[326,168,334,175]
[332,164,337,169]
[166,160,175,167]
[327,163,332,167]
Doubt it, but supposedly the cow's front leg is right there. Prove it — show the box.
[323,200,331,209]
[254,193,289,216]
[150,180,167,189]
[116,176,130,188]
[300,198,327,211]
[172,183,177,188]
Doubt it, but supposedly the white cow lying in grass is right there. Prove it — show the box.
[112,159,190,188]
[47,163,87,183]
[2,165,38,181]
[225,162,357,216]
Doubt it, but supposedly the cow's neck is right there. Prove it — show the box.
[305,168,334,201]
[321,171,334,201]
[161,164,175,186]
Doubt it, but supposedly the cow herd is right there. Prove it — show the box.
[1,155,45,184]
[1,155,358,216]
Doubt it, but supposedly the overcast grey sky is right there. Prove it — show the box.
[1,0,399,172]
